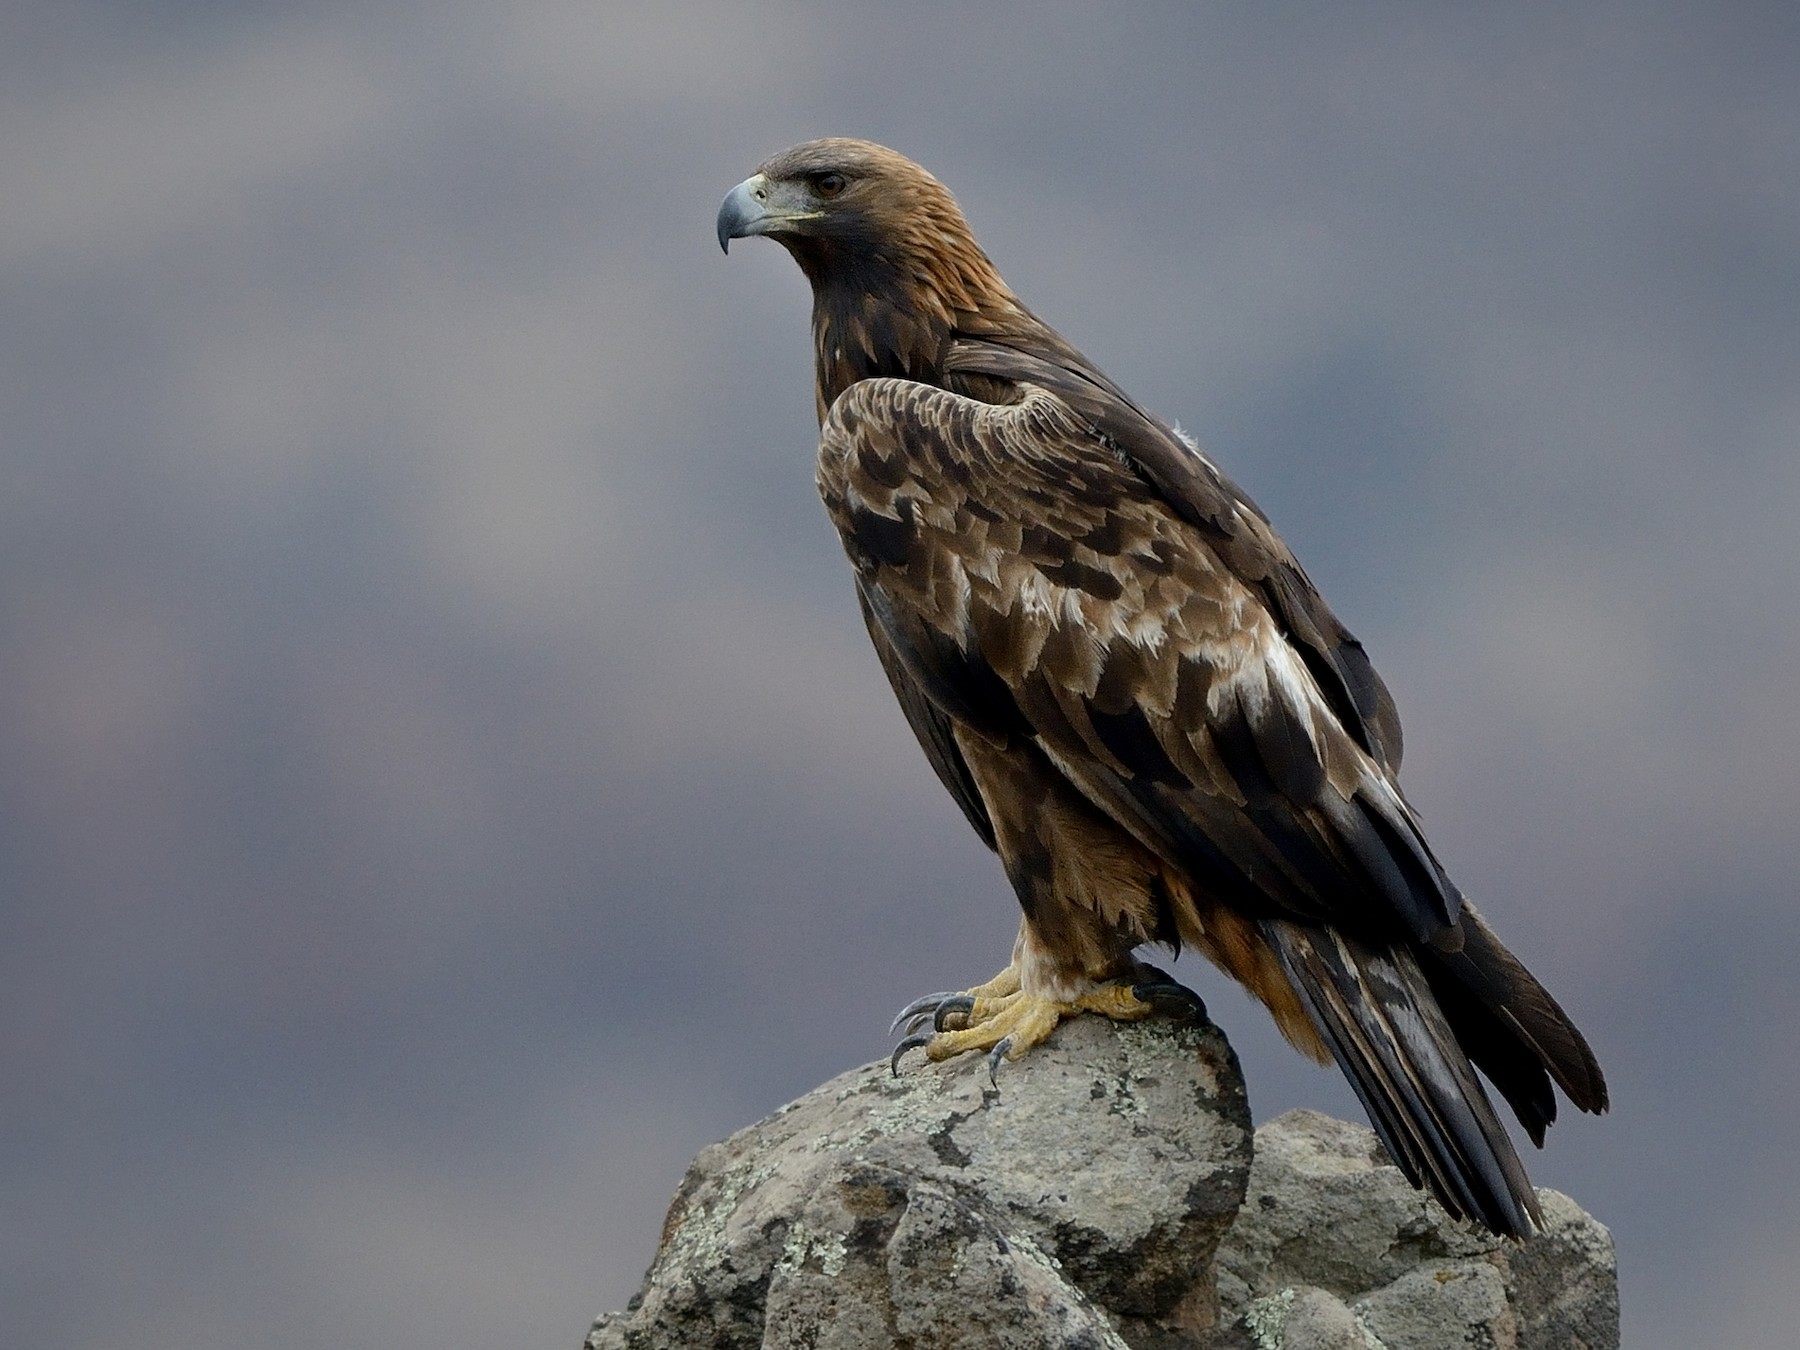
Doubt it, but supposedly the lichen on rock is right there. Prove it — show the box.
[589,1017,1616,1350]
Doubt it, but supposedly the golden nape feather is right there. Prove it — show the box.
[718,138,1606,1239]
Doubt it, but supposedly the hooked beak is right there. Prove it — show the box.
[717,173,825,254]
[716,175,771,254]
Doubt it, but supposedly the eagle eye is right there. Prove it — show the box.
[812,172,848,199]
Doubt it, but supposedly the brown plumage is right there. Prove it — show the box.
[718,138,1607,1238]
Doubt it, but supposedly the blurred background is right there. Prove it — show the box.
[3,2,1795,1346]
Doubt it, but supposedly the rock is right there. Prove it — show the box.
[1352,1259,1511,1348]
[588,1028,1618,1350]
[1236,1285,1371,1350]
[589,1013,1251,1349]
[1211,1109,1619,1350]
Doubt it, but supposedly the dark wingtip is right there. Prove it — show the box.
[1266,921,1545,1240]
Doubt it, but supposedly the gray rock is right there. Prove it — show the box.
[590,1014,1250,1349]
[1213,1109,1619,1350]
[1353,1259,1511,1349]
[764,1167,1132,1350]
[1235,1286,1374,1350]
[588,1031,1618,1350]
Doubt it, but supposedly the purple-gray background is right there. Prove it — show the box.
[4,3,1795,1346]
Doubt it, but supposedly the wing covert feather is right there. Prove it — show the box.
[943,337,1405,772]
[819,377,1455,945]
[854,579,997,851]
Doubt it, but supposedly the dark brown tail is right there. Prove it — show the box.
[1264,915,1605,1238]
[1422,902,1610,1140]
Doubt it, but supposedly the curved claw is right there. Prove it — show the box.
[1131,978,1209,1022]
[932,996,976,1031]
[890,1033,931,1077]
[889,992,960,1037]
[985,1036,1013,1088]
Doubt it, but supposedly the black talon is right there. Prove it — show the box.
[889,992,959,1037]
[890,1034,930,1077]
[1131,978,1209,1022]
[932,996,975,1031]
[986,1036,1013,1088]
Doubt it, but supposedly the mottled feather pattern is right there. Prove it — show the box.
[821,378,1445,941]
[723,137,1605,1238]
[941,337,1406,773]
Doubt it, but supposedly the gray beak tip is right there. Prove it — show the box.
[716,177,767,257]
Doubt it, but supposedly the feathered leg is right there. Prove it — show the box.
[890,729,1204,1081]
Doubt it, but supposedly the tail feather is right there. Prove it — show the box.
[1431,903,1610,1119]
[1419,957,1559,1147]
[1265,920,1543,1237]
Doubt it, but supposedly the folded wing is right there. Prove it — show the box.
[818,375,1605,1235]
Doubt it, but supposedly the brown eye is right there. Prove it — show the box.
[813,172,847,198]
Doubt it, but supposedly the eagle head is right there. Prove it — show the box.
[716,138,1006,311]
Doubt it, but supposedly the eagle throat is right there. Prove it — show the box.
[804,274,953,422]
[791,227,1026,423]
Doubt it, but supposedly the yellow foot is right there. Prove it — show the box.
[888,965,1206,1086]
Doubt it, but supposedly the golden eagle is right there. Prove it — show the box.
[717,138,1606,1237]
